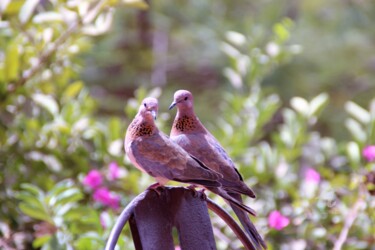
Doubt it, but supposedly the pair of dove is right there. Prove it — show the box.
[124,90,266,250]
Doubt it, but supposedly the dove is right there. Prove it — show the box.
[169,90,267,250]
[124,97,257,216]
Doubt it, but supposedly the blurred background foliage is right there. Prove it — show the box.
[0,0,374,249]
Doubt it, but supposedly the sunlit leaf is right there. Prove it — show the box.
[1,0,23,15]
[52,188,83,207]
[290,97,309,117]
[345,101,370,124]
[33,235,51,248]
[345,118,366,143]
[310,93,329,116]
[33,12,63,23]
[49,179,75,196]
[226,31,246,46]
[221,42,241,58]
[19,0,39,24]
[223,68,242,89]
[63,81,83,99]
[15,192,46,210]
[20,183,44,196]
[122,0,149,9]
[19,203,51,222]
[4,42,19,81]
[346,141,360,168]
[32,93,59,116]
[55,203,77,217]
[273,23,289,42]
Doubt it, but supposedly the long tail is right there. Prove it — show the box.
[229,193,267,250]
[208,187,257,217]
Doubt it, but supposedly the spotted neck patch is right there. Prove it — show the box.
[130,121,154,137]
[173,115,200,133]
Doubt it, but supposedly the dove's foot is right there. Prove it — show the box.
[187,184,199,197]
[198,188,207,200]
[147,182,164,196]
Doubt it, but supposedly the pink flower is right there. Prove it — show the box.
[305,168,320,184]
[268,210,290,230]
[83,170,103,189]
[93,187,120,209]
[108,162,120,180]
[363,145,375,162]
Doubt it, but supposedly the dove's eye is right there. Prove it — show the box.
[184,97,188,101]
[143,103,147,107]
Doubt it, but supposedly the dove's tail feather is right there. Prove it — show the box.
[229,193,267,250]
[208,187,257,217]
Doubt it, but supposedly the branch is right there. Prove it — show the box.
[333,194,365,250]
[10,0,108,92]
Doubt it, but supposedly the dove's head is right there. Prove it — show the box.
[139,97,158,120]
[169,90,194,111]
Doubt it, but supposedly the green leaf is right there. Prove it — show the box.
[4,42,19,82]
[63,81,83,99]
[20,183,44,196]
[1,0,23,15]
[226,31,246,46]
[32,93,59,116]
[19,203,51,222]
[32,12,63,23]
[290,97,309,117]
[19,0,39,24]
[273,23,290,42]
[345,101,370,124]
[33,235,52,248]
[52,188,83,207]
[49,179,75,197]
[309,92,329,117]
[346,141,360,168]
[55,203,77,217]
[345,118,366,143]
[15,192,46,211]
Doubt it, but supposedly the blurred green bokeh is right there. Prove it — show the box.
[0,0,374,249]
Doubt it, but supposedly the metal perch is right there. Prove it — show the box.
[105,186,254,250]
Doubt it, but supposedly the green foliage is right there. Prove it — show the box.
[207,27,374,249]
[0,0,374,250]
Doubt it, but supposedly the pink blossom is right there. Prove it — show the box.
[93,187,120,209]
[268,210,290,230]
[305,168,320,184]
[83,170,103,189]
[108,162,120,180]
[363,145,375,162]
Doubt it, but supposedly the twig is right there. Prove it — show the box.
[333,194,365,250]
[11,0,108,92]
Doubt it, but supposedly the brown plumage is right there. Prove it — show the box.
[169,90,267,250]
[124,97,257,215]
[124,97,222,188]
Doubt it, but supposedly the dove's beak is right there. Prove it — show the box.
[151,110,157,120]
[169,101,177,110]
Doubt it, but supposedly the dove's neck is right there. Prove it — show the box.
[171,109,206,135]
[127,115,158,139]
